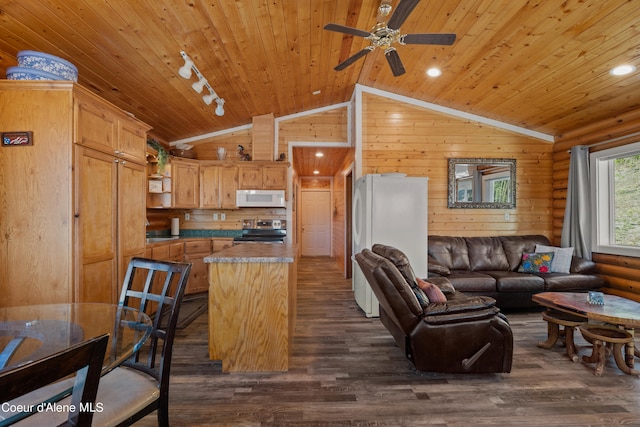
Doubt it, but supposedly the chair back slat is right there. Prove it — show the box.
[118,257,191,385]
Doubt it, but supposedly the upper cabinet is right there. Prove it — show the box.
[201,163,239,210]
[238,162,287,190]
[75,92,147,164]
[147,158,286,209]
[171,158,200,208]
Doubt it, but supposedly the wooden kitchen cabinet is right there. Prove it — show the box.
[200,163,239,209]
[0,81,150,307]
[184,240,213,294]
[171,158,200,208]
[238,162,287,190]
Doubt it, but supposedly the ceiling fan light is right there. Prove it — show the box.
[427,67,442,77]
[610,64,636,76]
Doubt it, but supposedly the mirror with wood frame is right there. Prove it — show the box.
[448,158,516,209]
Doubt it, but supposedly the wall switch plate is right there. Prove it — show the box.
[213,213,219,221]
[185,213,190,221]
[221,213,226,220]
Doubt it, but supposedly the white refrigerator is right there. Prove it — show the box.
[352,173,429,317]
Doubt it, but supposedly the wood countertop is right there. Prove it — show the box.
[204,243,297,263]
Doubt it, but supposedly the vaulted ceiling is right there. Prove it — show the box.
[1,0,639,145]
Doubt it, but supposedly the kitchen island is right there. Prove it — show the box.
[204,243,297,372]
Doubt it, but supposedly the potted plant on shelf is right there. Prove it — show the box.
[147,138,168,175]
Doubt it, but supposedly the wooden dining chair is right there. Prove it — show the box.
[90,257,192,427]
[0,333,109,427]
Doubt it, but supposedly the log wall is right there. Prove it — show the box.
[553,108,640,302]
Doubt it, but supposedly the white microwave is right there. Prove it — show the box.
[236,190,285,208]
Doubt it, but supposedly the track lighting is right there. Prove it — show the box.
[215,98,225,117]
[178,51,226,116]
[191,76,207,93]
[178,56,193,79]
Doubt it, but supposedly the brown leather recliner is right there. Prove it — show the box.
[355,244,513,374]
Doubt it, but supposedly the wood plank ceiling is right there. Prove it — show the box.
[1,0,639,172]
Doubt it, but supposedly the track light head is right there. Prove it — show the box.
[191,77,207,93]
[178,57,193,79]
[202,92,216,105]
[215,98,225,116]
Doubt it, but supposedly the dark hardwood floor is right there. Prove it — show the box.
[136,256,640,426]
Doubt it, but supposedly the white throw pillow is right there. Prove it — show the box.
[535,244,574,273]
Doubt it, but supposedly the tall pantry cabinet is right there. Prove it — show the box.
[0,81,151,307]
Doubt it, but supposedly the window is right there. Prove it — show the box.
[591,141,640,257]
[482,172,511,203]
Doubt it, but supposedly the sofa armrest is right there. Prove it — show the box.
[422,295,496,316]
[421,306,500,325]
[570,256,597,274]
[428,256,451,276]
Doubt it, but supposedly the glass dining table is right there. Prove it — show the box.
[0,303,152,374]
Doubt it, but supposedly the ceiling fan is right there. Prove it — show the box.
[324,0,456,77]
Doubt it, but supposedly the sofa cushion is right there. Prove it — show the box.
[428,255,451,276]
[486,271,546,292]
[466,237,509,271]
[539,273,605,291]
[535,244,574,273]
[417,278,447,303]
[518,252,554,273]
[446,271,497,292]
[428,236,470,270]
[500,235,551,271]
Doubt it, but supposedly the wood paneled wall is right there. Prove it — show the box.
[361,93,554,237]
[553,109,640,302]
[331,149,354,275]
[192,128,252,161]
[277,108,348,156]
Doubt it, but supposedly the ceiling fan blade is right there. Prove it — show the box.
[324,23,371,38]
[387,0,421,30]
[335,48,373,71]
[402,33,456,45]
[385,48,406,77]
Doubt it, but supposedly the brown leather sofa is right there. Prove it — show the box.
[355,244,513,374]
[428,235,605,310]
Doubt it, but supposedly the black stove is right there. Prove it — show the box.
[233,219,287,243]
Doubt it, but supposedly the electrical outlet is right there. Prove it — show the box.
[221,213,226,221]
[213,213,219,221]
[185,213,190,221]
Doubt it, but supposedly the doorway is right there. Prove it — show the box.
[300,190,331,256]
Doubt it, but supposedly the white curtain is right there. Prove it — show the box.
[561,145,592,259]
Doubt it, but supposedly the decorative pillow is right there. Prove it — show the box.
[518,252,554,273]
[416,278,447,303]
[535,244,574,274]
[409,281,430,308]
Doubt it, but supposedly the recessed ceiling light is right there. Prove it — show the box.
[315,152,324,157]
[313,170,320,175]
[312,90,321,95]
[426,68,442,77]
[610,64,636,76]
